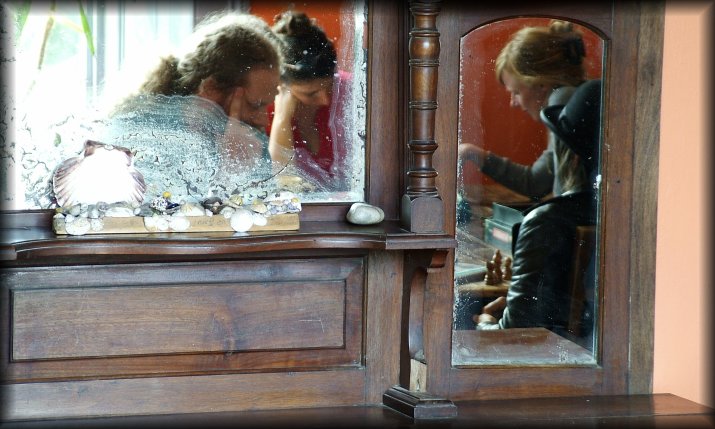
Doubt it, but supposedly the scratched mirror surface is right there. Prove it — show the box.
[453,17,604,366]
[1,0,366,209]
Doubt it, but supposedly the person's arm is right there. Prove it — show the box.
[480,143,555,199]
[268,85,299,165]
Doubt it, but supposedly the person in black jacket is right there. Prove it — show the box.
[475,80,602,342]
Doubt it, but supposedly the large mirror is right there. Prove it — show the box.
[1,0,367,210]
[452,17,604,365]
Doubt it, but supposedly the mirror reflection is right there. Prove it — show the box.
[1,1,366,210]
[453,18,604,365]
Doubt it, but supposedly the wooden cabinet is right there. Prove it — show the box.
[1,217,456,419]
[0,0,668,422]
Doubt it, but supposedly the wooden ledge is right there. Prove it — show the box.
[382,385,458,420]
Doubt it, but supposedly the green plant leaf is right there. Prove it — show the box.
[13,0,32,40]
[77,0,95,56]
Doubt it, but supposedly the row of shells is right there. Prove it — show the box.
[54,191,302,235]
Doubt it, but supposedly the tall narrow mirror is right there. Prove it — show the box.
[1,0,367,210]
[452,17,604,365]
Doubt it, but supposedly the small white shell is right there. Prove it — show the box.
[104,205,135,217]
[252,212,268,226]
[220,206,236,218]
[178,202,205,217]
[65,217,91,235]
[230,208,254,232]
[169,216,191,231]
[155,216,170,231]
[346,203,385,225]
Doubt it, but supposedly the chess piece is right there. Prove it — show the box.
[492,249,502,267]
[491,250,503,283]
[503,256,512,281]
[485,260,496,285]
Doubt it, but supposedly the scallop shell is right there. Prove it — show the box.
[53,140,146,207]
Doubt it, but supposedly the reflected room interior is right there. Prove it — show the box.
[452,17,604,366]
[3,0,367,211]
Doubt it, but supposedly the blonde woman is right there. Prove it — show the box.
[458,20,590,199]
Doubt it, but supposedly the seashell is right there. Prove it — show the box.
[169,216,191,231]
[346,203,385,225]
[250,200,268,214]
[143,215,157,231]
[220,206,236,218]
[177,202,205,216]
[155,216,170,231]
[135,204,155,217]
[150,197,169,213]
[230,208,254,232]
[252,212,268,226]
[202,197,224,214]
[104,205,135,217]
[68,204,82,216]
[52,140,146,207]
[64,217,91,235]
[227,194,244,208]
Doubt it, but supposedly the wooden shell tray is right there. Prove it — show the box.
[53,213,300,235]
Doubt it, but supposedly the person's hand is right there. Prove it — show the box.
[473,296,506,328]
[458,143,487,169]
[272,84,299,122]
[476,313,498,325]
[482,296,507,318]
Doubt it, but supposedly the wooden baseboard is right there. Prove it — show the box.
[382,385,457,419]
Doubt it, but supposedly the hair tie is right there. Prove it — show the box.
[564,37,586,65]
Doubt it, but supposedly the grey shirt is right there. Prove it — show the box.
[481,86,577,199]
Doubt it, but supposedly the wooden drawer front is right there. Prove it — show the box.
[12,281,345,360]
[3,258,364,378]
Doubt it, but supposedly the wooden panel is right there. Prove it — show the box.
[2,369,367,420]
[12,281,344,360]
[3,258,365,379]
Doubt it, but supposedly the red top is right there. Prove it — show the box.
[266,71,351,189]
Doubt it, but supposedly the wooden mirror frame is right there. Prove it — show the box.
[398,0,665,402]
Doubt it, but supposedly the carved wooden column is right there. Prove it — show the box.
[401,0,444,233]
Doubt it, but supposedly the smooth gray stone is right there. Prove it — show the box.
[346,202,385,225]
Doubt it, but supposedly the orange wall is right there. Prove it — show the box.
[653,1,712,407]
[248,1,345,67]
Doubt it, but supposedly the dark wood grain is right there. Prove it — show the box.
[424,0,665,401]
[1,394,710,428]
[628,0,665,395]
[401,0,445,233]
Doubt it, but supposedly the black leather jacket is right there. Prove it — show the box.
[484,191,597,333]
